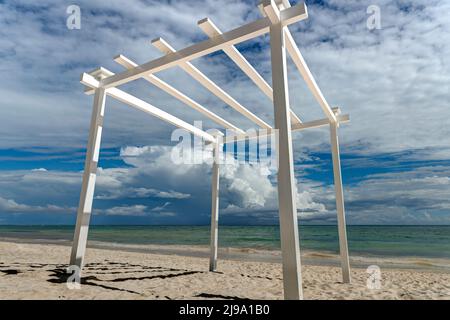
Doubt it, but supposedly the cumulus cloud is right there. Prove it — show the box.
[1,143,450,224]
[220,158,326,216]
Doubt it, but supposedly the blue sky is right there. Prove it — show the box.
[0,0,449,225]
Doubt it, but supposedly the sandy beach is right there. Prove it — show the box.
[0,240,449,300]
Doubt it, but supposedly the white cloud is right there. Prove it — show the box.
[0,196,75,214]
[0,143,449,224]
[103,203,176,217]
[104,204,148,216]
[306,165,450,224]
[151,202,170,212]
[95,187,190,200]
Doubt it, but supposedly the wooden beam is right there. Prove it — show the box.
[98,2,308,89]
[223,114,349,144]
[260,1,336,123]
[291,114,348,131]
[81,73,217,143]
[262,0,282,24]
[151,37,273,130]
[209,138,221,271]
[269,19,303,300]
[114,54,244,134]
[276,0,292,10]
[285,31,336,122]
[330,123,351,283]
[70,87,106,269]
[197,18,303,125]
[197,18,273,99]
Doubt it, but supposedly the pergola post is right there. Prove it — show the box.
[209,138,221,271]
[330,123,351,283]
[269,21,303,300]
[70,87,106,268]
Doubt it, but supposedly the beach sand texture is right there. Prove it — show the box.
[0,241,449,300]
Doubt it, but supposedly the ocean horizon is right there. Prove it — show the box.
[1,225,449,260]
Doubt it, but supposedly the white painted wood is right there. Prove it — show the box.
[106,88,218,142]
[269,21,303,300]
[209,140,221,271]
[276,0,291,10]
[197,18,302,125]
[330,122,351,283]
[223,113,349,144]
[263,0,282,23]
[75,0,351,300]
[259,1,335,123]
[291,114,348,131]
[198,18,272,98]
[151,38,273,130]
[89,67,114,80]
[260,1,307,26]
[70,87,106,268]
[279,1,308,26]
[81,73,217,143]
[99,3,308,89]
[114,54,244,134]
[284,31,336,123]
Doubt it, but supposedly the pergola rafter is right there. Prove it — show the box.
[197,17,303,125]
[81,72,218,143]
[151,37,273,129]
[114,54,245,134]
[71,0,351,300]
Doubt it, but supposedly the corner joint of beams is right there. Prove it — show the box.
[81,67,114,95]
[262,0,281,23]
[260,1,308,26]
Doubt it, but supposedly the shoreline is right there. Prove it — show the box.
[1,237,450,273]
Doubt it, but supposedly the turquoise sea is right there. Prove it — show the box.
[0,225,449,260]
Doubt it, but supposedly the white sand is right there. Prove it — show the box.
[0,241,449,300]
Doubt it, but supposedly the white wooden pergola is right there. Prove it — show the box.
[71,0,351,299]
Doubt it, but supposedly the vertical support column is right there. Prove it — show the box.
[70,87,106,268]
[270,22,303,300]
[330,123,351,283]
[209,139,221,271]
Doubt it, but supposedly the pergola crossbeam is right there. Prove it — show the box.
[197,18,302,125]
[81,72,217,143]
[223,113,349,143]
[114,54,245,134]
[285,31,336,122]
[99,2,308,89]
[151,37,273,130]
